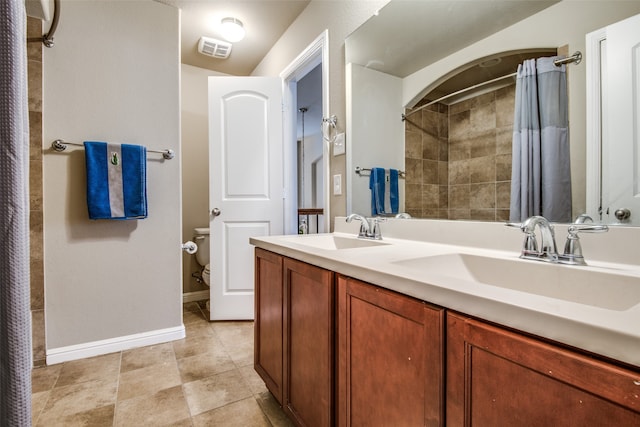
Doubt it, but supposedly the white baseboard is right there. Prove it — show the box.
[182,290,209,303]
[46,325,186,365]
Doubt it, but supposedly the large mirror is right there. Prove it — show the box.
[345,0,640,225]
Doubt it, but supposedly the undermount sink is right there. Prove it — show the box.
[286,234,390,250]
[393,253,640,311]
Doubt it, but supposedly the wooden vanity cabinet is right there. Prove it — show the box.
[447,312,640,426]
[283,257,335,426]
[254,248,335,427]
[257,248,640,426]
[337,275,445,427]
[254,248,284,404]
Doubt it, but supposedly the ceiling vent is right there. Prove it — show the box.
[198,36,232,59]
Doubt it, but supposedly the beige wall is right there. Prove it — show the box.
[42,1,182,357]
[253,0,390,228]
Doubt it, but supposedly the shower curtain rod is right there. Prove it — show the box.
[26,0,60,47]
[43,0,60,47]
[402,51,582,121]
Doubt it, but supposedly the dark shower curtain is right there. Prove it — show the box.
[0,1,33,425]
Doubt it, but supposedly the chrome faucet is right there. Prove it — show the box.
[520,216,559,262]
[345,214,384,240]
[509,215,608,265]
[346,214,371,238]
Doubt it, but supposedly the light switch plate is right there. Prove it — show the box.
[333,174,342,195]
[333,132,346,156]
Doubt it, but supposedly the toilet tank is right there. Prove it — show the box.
[193,227,210,266]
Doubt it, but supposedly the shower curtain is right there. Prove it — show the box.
[510,57,572,223]
[1,1,33,425]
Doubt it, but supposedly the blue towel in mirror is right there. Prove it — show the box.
[389,169,399,214]
[370,168,399,215]
[84,141,147,220]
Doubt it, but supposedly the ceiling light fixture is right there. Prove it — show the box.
[220,17,245,42]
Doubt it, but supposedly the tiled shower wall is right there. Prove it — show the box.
[405,84,515,221]
[404,104,449,219]
[27,17,46,366]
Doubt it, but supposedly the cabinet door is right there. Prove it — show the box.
[447,312,640,426]
[338,275,445,427]
[254,248,284,404]
[284,258,335,427]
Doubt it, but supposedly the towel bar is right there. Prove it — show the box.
[355,166,405,178]
[51,139,175,160]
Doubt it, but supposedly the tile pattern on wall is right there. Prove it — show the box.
[404,103,449,219]
[405,84,514,221]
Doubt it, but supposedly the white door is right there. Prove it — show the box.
[208,77,283,320]
[602,13,640,225]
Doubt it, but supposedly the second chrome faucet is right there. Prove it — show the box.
[510,215,608,265]
[346,214,385,240]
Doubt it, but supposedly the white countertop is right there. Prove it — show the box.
[251,229,640,368]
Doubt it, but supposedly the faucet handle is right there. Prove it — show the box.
[504,222,522,229]
[561,224,608,265]
[568,224,609,234]
[371,217,386,240]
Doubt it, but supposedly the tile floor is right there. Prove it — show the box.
[31,301,293,426]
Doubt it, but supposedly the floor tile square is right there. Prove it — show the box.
[55,353,121,388]
[172,333,222,360]
[37,404,114,427]
[31,364,62,393]
[183,369,253,416]
[114,385,191,427]
[121,342,175,373]
[177,350,236,383]
[191,397,271,426]
[117,361,182,401]
[211,321,254,367]
[38,378,117,422]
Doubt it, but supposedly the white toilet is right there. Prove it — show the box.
[193,227,210,286]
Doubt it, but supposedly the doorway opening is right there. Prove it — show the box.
[281,30,330,235]
[296,67,324,233]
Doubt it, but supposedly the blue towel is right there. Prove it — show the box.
[369,167,400,216]
[369,167,385,215]
[84,141,147,220]
[389,169,399,214]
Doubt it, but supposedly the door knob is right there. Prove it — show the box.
[211,208,221,217]
[614,208,631,221]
